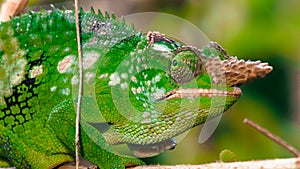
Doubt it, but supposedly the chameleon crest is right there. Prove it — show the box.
[0,8,272,168]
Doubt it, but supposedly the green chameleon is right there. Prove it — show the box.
[0,8,272,169]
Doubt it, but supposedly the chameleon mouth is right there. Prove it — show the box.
[163,87,241,100]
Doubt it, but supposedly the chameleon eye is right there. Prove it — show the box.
[172,60,178,66]
[169,47,202,84]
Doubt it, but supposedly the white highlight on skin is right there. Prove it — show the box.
[85,72,95,83]
[131,76,137,83]
[108,72,120,86]
[146,80,151,86]
[0,29,27,105]
[10,58,27,85]
[57,55,75,73]
[98,73,108,79]
[62,77,68,83]
[152,88,166,100]
[131,87,137,94]
[120,83,128,89]
[71,75,79,85]
[142,103,148,108]
[152,74,162,83]
[64,47,71,52]
[82,51,100,69]
[61,88,71,96]
[136,87,142,94]
[135,65,140,72]
[29,65,43,78]
[121,73,128,79]
[50,86,57,92]
[129,65,134,74]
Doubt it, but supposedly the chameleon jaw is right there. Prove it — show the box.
[162,87,241,100]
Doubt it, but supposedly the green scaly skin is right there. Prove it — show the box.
[0,8,272,168]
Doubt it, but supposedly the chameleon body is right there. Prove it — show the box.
[0,8,272,168]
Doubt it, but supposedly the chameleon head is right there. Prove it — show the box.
[99,31,272,157]
[130,31,273,125]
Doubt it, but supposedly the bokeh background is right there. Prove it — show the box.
[6,0,300,165]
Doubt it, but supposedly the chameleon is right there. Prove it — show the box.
[0,7,273,169]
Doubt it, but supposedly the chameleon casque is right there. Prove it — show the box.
[0,8,273,169]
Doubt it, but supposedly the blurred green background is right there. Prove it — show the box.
[7,0,300,165]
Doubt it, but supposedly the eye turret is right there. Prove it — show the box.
[146,32,202,84]
[170,47,202,84]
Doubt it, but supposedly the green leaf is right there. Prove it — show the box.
[219,149,237,162]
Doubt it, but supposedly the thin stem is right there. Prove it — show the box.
[243,118,300,157]
[74,0,83,169]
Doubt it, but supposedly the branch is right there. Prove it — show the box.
[74,0,83,169]
[0,0,28,21]
[243,118,300,157]
[128,158,300,169]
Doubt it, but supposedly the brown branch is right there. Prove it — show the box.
[0,0,28,21]
[57,158,300,169]
[74,0,83,168]
[128,158,300,169]
[243,118,300,157]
